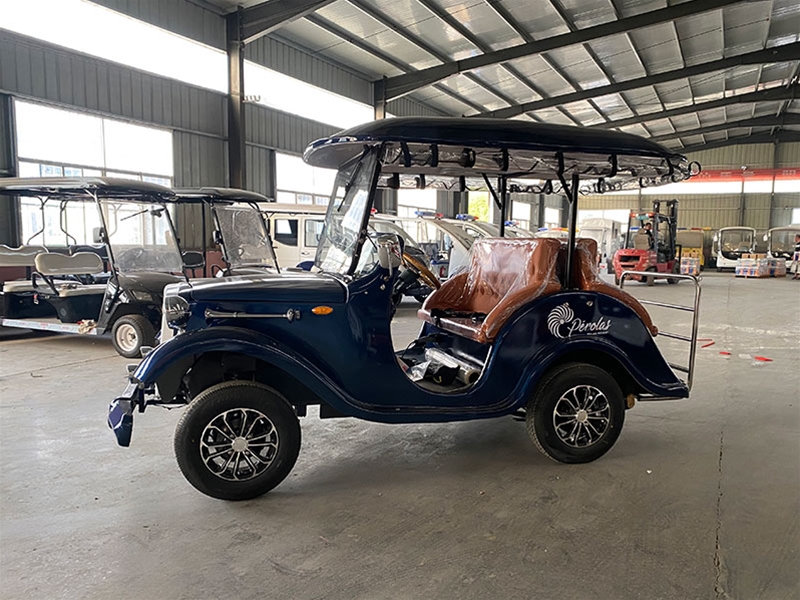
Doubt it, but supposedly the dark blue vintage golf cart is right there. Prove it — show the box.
[109,118,702,500]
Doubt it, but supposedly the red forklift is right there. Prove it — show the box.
[613,199,680,286]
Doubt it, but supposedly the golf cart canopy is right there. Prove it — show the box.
[172,187,273,204]
[304,117,695,194]
[0,177,176,201]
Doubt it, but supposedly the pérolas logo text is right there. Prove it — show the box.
[547,303,612,339]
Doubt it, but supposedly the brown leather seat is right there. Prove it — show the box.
[571,238,658,336]
[418,238,562,343]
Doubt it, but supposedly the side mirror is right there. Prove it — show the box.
[92,227,105,244]
[376,233,403,272]
[182,251,205,269]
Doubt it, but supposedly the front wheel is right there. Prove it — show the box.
[174,381,301,500]
[526,363,625,464]
[111,314,156,358]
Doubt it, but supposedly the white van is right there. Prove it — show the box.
[263,203,327,268]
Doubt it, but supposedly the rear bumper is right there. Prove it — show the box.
[107,381,143,447]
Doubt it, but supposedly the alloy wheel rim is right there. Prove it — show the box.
[552,385,610,448]
[199,408,279,481]
[114,323,138,353]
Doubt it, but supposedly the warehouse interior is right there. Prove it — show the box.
[0,0,798,598]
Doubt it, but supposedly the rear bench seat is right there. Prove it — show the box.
[33,252,107,297]
[418,236,657,344]
[1,245,47,293]
[418,238,562,343]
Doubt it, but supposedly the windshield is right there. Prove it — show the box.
[315,150,379,275]
[720,229,754,252]
[101,199,183,273]
[769,229,800,255]
[215,204,278,270]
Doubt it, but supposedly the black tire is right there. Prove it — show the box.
[174,381,301,501]
[526,363,625,464]
[667,262,680,285]
[111,314,156,358]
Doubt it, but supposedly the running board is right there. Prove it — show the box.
[0,317,100,335]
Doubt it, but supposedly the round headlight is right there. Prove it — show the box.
[164,295,190,328]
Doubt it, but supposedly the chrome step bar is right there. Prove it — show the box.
[619,271,702,391]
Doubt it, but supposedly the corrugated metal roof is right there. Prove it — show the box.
[202,0,800,152]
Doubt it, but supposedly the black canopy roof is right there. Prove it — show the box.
[304,117,695,192]
[173,187,273,204]
[0,177,176,201]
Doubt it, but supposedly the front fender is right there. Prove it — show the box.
[133,326,349,408]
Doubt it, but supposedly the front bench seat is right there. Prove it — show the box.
[418,238,562,343]
[572,238,658,337]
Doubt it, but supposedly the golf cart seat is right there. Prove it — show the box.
[572,238,658,337]
[33,252,107,297]
[1,245,48,293]
[418,238,562,343]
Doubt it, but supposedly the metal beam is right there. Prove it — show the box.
[652,114,800,142]
[305,14,481,115]
[226,10,246,189]
[594,84,799,130]
[241,0,336,44]
[482,43,800,119]
[679,130,800,154]
[381,0,742,100]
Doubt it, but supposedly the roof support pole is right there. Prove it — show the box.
[227,9,246,189]
[499,177,508,237]
[565,173,580,290]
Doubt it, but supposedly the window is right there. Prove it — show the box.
[3,0,390,128]
[544,207,561,229]
[397,189,436,218]
[304,220,324,248]
[276,153,337,199]
[15,100,174,246]
[273,219,298,246]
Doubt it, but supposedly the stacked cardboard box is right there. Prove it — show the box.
[735,257,786,278]
[735,258,768,277]
[680,257,700,275]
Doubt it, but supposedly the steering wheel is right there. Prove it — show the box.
[402,252,441,290]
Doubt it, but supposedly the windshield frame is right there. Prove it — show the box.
[211,201,280,272]
[99,198,185,275]
[314,147,381,277]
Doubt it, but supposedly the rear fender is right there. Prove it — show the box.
[133,326,344,408]
[519,337,688,406]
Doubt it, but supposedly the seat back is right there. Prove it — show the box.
[0,245,47,267]
[571,238,658,336]
[633,233,651,250]
[35,252,104,276]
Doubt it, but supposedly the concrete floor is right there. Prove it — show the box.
[1,273,798,600]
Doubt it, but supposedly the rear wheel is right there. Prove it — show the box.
[174,381,301,501]
[526,363,625,464]
[111,314,156,358]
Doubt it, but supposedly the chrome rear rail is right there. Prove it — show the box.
[619,271,702,391]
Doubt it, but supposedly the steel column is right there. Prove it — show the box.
[226,10,246,189]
